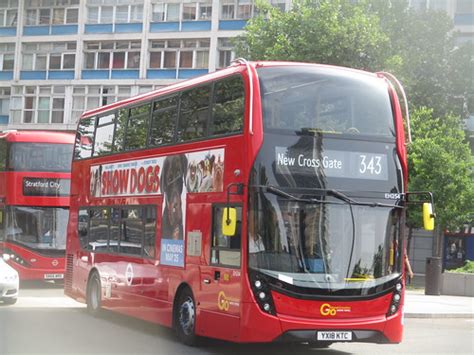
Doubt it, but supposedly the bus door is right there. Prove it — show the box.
[199,205,242,341]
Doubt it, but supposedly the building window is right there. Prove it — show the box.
[456,0,473,14]
[0,43,15,71]
[151,2,179,22]
[12,86,66,124]
[409,0,427,10]
[183,2,212,20]
[0,88,11,121]
[72,85,132,123]
[0,0,18,27]
[428,0,448,11]
[221,0,254,20]
[149,39,209,69]
[22,42,76,71]
[25,0,79,25]
[87,0,143,24]
[217,38,235,69]
[84,41,141,70]
[270,0,286,11]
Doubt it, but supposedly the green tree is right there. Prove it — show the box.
[408,107,474,254]
[235,0,389,70]
[365,0,473,118]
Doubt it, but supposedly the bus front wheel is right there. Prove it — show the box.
[87,271,102,316]
[174,288,197,346]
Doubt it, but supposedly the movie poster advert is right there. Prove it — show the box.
[89,148,224,267]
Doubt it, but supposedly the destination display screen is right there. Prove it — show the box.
[23,178,71,197]
[275,146,388,181]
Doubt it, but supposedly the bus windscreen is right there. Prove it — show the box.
[258,66,395,138]
[8,143,73,172]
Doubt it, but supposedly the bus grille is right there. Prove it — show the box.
[64,254,74,293]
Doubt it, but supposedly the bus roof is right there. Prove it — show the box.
[79,61,380,120]
[0,130,75,144]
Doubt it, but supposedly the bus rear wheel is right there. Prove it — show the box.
[87,272,102,316]
[174,288,197,346]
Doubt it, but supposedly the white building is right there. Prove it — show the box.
[0,0,291,131]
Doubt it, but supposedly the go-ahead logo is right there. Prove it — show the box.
[320,303,351,316]
[217,291,240,312]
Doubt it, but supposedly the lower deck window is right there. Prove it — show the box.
[78,205,156,258]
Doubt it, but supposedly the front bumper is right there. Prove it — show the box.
[0,279,19,300]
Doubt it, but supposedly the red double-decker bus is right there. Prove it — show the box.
[0,130,74,281]
[65,61,434,346]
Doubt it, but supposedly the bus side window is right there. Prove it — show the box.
[74,116,96,160]
[120,208,143,256]
[144,206,156,258]
[109,207,121,253]
[177,85,211,142]
[211,75,245,136]
[88,208,109,252]
[78,208,89,249]
[93,113,116,157]
[149,95,178,147]
[0,209,5,241]
[211,205,241,268]
[114,108,128,152]
[125,103,151,151]
[0,138,6,170]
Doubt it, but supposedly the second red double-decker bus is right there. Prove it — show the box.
[0,130,74,281]
[65,60,434,346]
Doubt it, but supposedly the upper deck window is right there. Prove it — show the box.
[258,66,395,139]
[74,116,95,160]
[177,85,211,142]
[73,74,245,160]
[0,139,6,171]
[93,113,115,156]
[8,142,73,172]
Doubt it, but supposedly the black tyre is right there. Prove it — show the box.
[86,271,102,316]
[174,288,197,346]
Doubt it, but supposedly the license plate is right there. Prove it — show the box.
[44,273,64,280]
[317,331,352,341]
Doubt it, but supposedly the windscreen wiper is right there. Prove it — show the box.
[256,185,403,209]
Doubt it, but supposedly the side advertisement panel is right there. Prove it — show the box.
[89,149,224,267]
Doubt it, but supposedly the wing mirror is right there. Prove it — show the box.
[423,202,435,231]
[222,207,237,237]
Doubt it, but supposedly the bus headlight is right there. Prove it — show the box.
[249,272,276,316]
[3,249,30,267]
[387,281,403,316]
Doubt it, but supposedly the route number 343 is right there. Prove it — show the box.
[359,154,382,175]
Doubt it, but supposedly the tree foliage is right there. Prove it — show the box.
[364,0,473,118]
[235,0,388,70]
[408,107,474,230]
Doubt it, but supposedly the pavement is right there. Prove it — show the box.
[404,289,474,318]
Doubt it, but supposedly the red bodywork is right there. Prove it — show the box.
[0,130,74,281]
[65,62,407,344]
